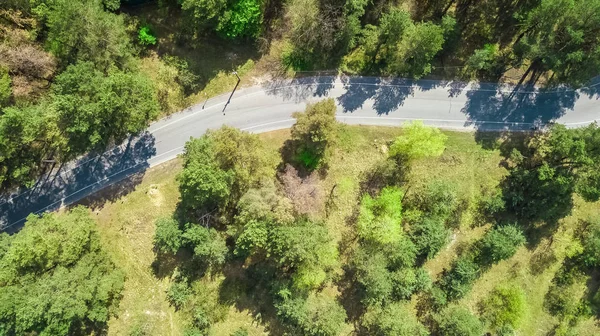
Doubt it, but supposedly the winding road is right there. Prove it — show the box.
[1,76,599,231]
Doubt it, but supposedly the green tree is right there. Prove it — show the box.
[482,284,527,330]
[289,98,338,170]
[36,0,132,70]
[410,217,450,260]
[389,121,448,161]
[477,225,526,265]
[154,217,183,254]
[435,306,484,336]
[216,0,263,39]
[0,103,59,188]
[352,249,394,305]
[270,219,338,290]
[51,62,159,156]
[357,186,403,245]
[363,302,429,336]
[178,126,273,216]
[0,207,124,335]
[182,225,228,269]
[502,124,600,223]
[386,22,445,78]
[579,218,600,267]
[515,0,600,87]
[440,255,480,301]
[275,293,347,336]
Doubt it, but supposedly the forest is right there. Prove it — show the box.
[1,0,600,335]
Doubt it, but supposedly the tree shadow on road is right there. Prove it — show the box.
[0,132,156,233]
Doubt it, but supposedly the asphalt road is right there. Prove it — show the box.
[1,76,598,231]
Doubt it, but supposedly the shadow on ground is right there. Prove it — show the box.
[0,132,156,233]
[263,75,596,147]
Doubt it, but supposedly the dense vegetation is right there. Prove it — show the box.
[1,0,600,335]
[0,207,124,335]
[1,0,599,190]
[147,99,600,335]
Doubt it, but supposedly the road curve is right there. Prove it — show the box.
[1,76,598,231]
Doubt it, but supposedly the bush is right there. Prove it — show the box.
[435,306,484,336]
[418,180,459,220]
[389,121,448,161]
[482,284,526,330]
[167,281,191,309]
[357,186,404,245]
[138,25,157,46]
[410,216,450,260]
[0,67,10,107]
[154,217,182,254]
[363,302,429,336]
[477,225,526,265]
[441,256,480,301]
[182,225,228,269]
[275,294,347,336]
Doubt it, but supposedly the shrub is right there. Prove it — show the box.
[435,306,484,336]
[482,284,527,330]
[138,25,157,46]
[410,216,450,259]
[389,121,448,161]
[363,302,429,336]
[441,256,480,301]
[478,225,526,265]
[167,281,191,309]
[154,217,182,254]
[357,186,403,245]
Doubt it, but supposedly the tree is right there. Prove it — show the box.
[416,180,459,220]
[440,255,480,301]
[0,103,60,188]
[477,225,526,265]
[579,218,600,268]
[435,306,484,336]
[182,225,228,269]
[515,0,600,87]
[357,186,403,245]
[154,217,183,254]
[0,207,124,335]
[289,98,338,170]
[389,121,448,161]
[216,0,263,39]
[410,217,450,260]
[482,284,527,330]
[275,292,347,336]
[363,302,428,336]
[386,22,445,78]
[502,124,600,223]
[51,62,159,157]
[36,0,132,70]
[352,248,394,305]
[270,219,338,289]
[178,126,274,216]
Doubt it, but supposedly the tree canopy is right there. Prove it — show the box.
[0,207,124,336]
